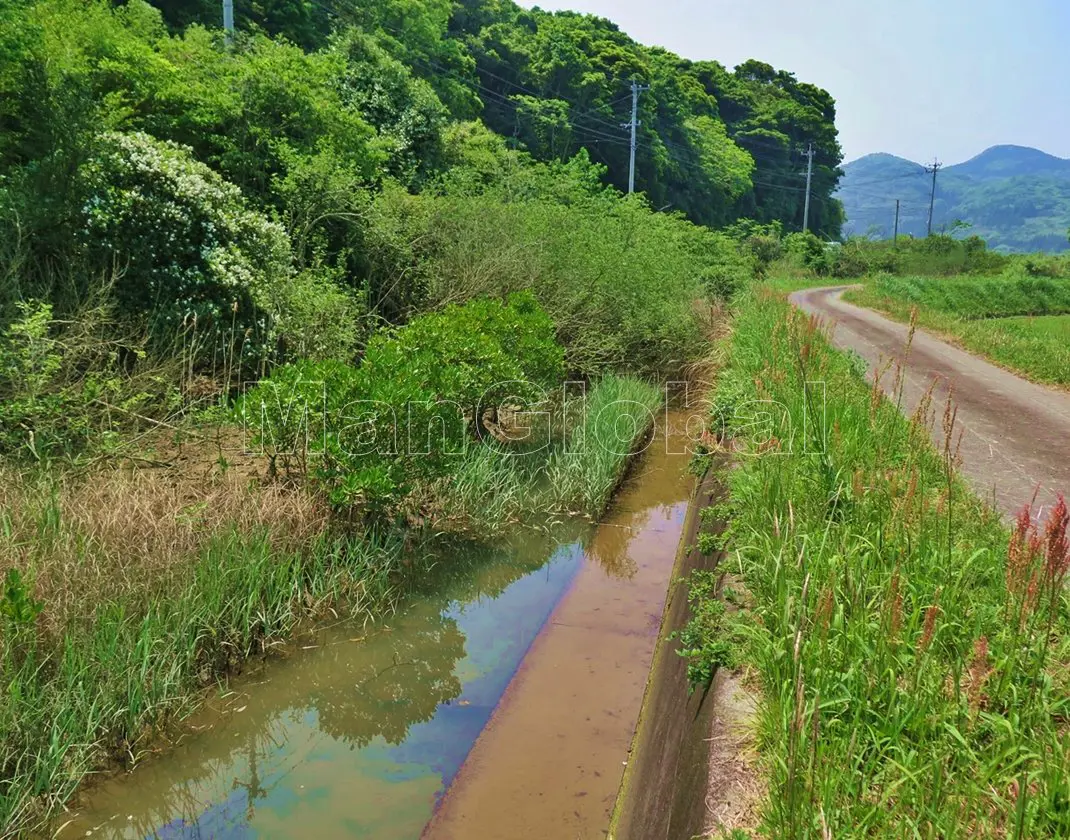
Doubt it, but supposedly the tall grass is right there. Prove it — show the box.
[697,288,1070,836]
[848,276,1070,387]
[543,375,662,513]
[0,473,407,836]
[852,273,1070,320]
[423,375,662,534]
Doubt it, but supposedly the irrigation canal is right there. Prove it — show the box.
[59,414,695,840]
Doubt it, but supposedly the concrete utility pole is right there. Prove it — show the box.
[621,80,650,194]
[926,158,942,236]
[802,143,815,232]
[894,199,900,246]
[223,0,234,43]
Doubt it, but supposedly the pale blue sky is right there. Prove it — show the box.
[521,0,1070,165]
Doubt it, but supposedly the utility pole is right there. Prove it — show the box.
[223,0,234,43]
[925,158,942,236]
[802,143,815,232]
[894,199,900,246]
[621,80,649,194]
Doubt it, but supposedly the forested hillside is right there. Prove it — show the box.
[0,0,846,425]
[9,0,844,230]
[838,145,1070,252]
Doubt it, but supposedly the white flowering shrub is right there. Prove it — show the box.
[79,131,292,356]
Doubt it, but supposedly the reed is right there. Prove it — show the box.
[428,375,662,534]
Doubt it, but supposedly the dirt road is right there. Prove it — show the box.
[790,286,1070,519]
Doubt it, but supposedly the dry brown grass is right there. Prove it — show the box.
[686,300,732,402]
[0,461,329,638]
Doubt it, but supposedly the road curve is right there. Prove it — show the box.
[790,286,1070,520]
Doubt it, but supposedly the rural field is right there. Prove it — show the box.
[1,0,1069,838]
[846,272,1070,386]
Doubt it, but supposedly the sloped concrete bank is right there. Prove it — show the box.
[608,465,727,840]
[423,414,697,840]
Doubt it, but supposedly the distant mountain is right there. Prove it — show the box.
[837,145,1070,253]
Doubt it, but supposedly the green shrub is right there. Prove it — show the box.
[368,186,746,376]
[812,234,1013,279]
[0,569,43,631]
[241,293,566,516]
[263,266,367,363]
[0,299,183,459]
[79,131,291,355]
[675,570,741,689]
[1021,254,1069,278]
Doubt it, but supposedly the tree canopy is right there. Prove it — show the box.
[135,0,845,234]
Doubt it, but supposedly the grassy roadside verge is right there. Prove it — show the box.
[688,287,1070,836]
[845,275,1070,388]
[0,375,661,836]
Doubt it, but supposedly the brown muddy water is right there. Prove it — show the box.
[58,415,693,840]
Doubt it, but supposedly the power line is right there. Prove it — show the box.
[838,169,930,191]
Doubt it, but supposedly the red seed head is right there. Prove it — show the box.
[919,604,940,654]
[968,636,990,713]
[1006,504,1034,596]
[1043,496,1070,586]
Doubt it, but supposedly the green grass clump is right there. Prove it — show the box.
[695,287,1070,837]
[0,481,407,836]
[847,276,1070,387]
[429,375,662,533]
[853,273,1070,320]
[543,374,662,513]
[1000,314,1070,339]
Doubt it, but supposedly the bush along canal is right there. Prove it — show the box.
[55,412,699,839]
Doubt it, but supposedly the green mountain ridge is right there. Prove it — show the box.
[837,145,1070,253]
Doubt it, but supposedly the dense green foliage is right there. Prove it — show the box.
[839,146,1070,253]
[241,293,565,513]
[137,0,846,232]
[0,0,768,473]
[370,182,750,375]
[690,289,1069,835]
[0,0,847,832]
[855,274,1070,320]
[447,5,844,232]
[0,0,778,413]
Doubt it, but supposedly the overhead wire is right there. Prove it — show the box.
[302,0,894,207]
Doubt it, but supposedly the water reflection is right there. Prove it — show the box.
[63,418,694,840]
[588,434,693,580]
[64,531,587,840]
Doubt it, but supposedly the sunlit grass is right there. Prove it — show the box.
[426,375,662,534]
[848,276,1070,387]
[692,287,1070,837]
